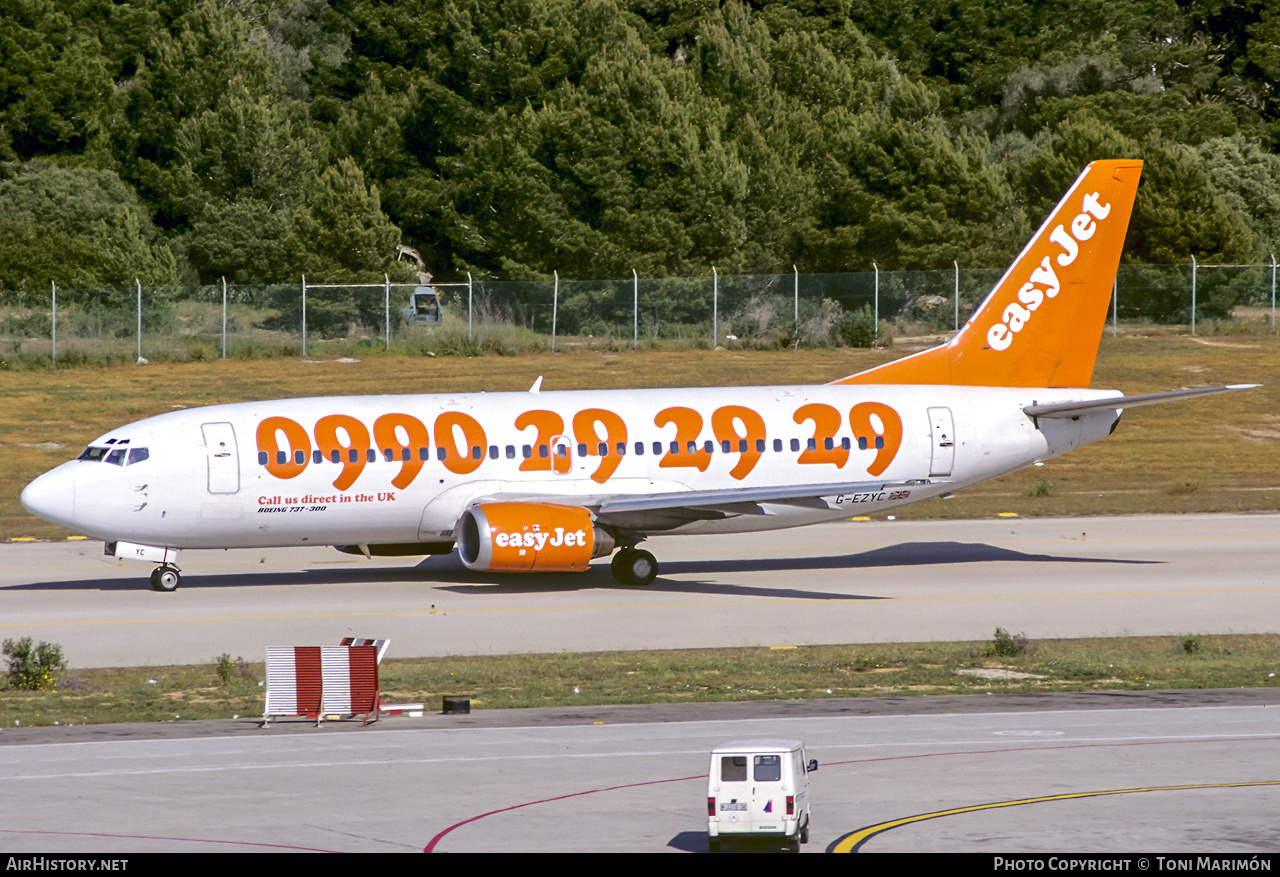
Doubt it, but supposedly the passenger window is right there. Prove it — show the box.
[754,755,781,782]
[721,756,747,783]
[506,445,516,459]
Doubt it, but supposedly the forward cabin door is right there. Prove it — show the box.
[202,422,240,494]
[927,407,955,477]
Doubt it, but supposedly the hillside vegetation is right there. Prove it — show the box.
[3,0,1279,290]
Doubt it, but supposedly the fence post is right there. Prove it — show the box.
[712,266,718,348]
[468,272,473,343]
[793,264,799,336]
[953,261,959,331]
[552,270,558,352]
[384,274,390,351]
[136,278,142,362]
[1190,255,1196,335]
[301,275,307,355]
[873,263,879,337]
[633,268,638,349]
[51,281,56,364]
[1271,254,1276,332]
[221,277,228,358]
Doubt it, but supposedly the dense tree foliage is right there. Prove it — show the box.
[1,0,1277,291]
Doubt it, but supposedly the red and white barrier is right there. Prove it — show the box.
[264,645,380,725]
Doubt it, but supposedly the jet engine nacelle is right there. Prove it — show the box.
[458,502,616,573]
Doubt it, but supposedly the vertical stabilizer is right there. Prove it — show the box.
[834,160,1143,388]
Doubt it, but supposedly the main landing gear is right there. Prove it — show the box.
[611,547,658,585]
[149,564,182,592]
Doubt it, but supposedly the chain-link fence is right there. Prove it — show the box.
[1,261,1275,364]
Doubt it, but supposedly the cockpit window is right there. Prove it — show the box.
[78,445,149,466]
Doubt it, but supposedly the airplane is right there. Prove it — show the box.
[19,159,1256,591]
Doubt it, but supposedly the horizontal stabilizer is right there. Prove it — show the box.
[1023,384,1259,418]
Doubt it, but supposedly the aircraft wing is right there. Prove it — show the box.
[1023,384,1258,419]
[475,478,945,533]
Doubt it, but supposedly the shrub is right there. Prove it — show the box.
[985,627,1032,658]
[837,304,878,348]
[3,637,67,690]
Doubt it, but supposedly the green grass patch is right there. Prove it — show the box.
[3,634,1277,727]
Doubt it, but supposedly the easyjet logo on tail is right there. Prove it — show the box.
[987,192,1112,352]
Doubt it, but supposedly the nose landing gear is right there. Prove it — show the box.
[149,565,182,592]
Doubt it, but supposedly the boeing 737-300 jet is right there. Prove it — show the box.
[19,160,1255,590]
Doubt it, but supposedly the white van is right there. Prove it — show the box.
[707,739,817,852]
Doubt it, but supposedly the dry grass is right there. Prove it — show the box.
[2,333,1278,540]
[4,634,1277,727]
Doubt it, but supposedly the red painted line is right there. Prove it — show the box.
[423,773,703,852]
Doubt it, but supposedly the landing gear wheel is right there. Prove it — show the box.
[150,565,181,592]
[610,548,658,585]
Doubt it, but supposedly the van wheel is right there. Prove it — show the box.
[708,839,720,853]
[800,817,810,844]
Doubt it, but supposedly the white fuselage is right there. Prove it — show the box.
[22,383,1122,552]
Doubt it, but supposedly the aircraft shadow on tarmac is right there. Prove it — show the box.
[14,539,1157,598]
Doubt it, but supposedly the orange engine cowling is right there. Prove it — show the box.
[458,502,616,573]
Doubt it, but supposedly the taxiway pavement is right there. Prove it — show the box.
[2,513,1277,668]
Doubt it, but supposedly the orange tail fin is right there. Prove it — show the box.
[834,160,1143,388]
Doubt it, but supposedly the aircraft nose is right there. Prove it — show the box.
[20,465,76,528]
